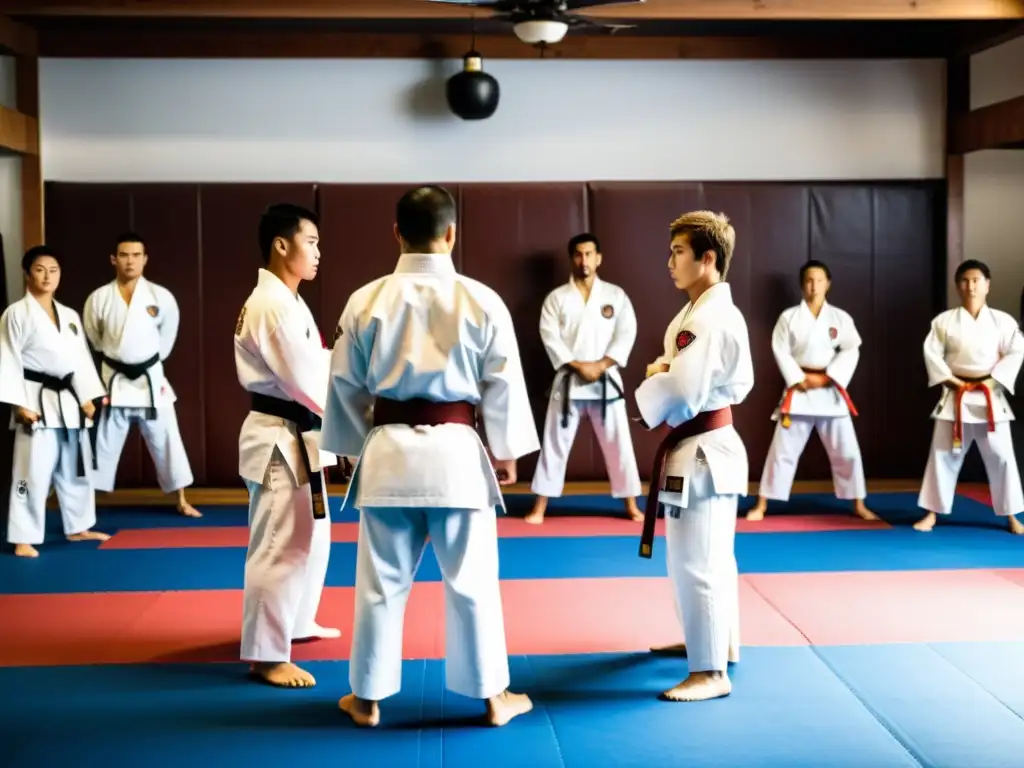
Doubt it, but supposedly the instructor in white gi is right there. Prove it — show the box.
[83,232,200,518]
[321,185,538,728]
[1,246,110,557]
[234,204,340,689]
[526,233,643,524]
[915,259,1024,535]
[746,260,876,522]
[635,211,752,703]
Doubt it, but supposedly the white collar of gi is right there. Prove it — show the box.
[257,268,302,301]
[687,281,732,314]
[394,253,457,276]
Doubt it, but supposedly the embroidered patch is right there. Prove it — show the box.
[662,475,684,493]
[234,305,247,336]
[676,330,696,350]
[828,326,838,340]
[147,305,159,318]
[68,322,79,336]
[601,304,615,319]
[16,480,27,497]
[334,324,344,342]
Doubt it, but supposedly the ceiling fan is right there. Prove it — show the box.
[424,0,645,45]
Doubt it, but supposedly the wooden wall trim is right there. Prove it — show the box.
[36,28,959,59]
[0,14,37,56]
[0,105,38,155]
[16,55,43,250]
[944,56,969,305]
[951,93,1024,152]
[8,0,1024,21]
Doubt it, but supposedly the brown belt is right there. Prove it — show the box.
[950,375,995,452]
[639,406,733,559]
[372,397,477,429]
[779,367,858,428]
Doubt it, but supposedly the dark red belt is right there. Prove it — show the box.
[639,406,733,559]
[373,397,477,429]
[779,367,858,428]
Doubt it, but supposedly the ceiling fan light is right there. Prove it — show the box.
[512,19,569,45]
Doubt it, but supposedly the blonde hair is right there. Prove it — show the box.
[669,210,736,278]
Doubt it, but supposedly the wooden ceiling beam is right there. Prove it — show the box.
[7,0,1024,21]
[951,93,1024,152]
[0,14,38,55]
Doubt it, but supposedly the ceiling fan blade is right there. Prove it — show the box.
[565,0,646,10]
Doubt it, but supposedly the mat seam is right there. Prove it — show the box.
[744,577,926,767]
[522,655,567,768]
[924,642,1024,726]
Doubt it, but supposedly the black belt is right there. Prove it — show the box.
[23,369,99,478]
[100,352,160,420]
[559,367,625,428]
[249,393,328,520]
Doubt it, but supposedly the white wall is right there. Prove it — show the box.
[0,55,22,306]
[37,58,944,183]
[964,35,1024,316]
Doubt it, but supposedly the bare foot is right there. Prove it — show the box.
[853,500,879,521]
[745,499,767,522]
[339,694,380,727]
[178,503,202,518]
[660,671,732,702]
[624,498,644,522]
[249,662,316,688]
[486,690,533,726]
[66,530,111,542]
[913,512,936,532]
[524,498,547,525]
[649,642,740,664]
[13,544,39,558]
[294,623,342,641]
[1008,515,1024,535]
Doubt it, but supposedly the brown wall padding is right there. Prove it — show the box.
[43,180,944,489]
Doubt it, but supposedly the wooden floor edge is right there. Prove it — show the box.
[78,479,943,507]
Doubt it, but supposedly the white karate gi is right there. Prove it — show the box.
[321,252,540,702]
[0,294,106,545]
[635,283,752,674]
[234,268,336,662]
[759,301,867,501]
[532,277,642,498]
[82,278,193,494]
[918,305,1024,518]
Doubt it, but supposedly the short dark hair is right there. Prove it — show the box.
[258,203,319,264]
[800,260,831,282]
[568,232,600,256]
[955,259,990,282]
[395,185,456,251]
[22,244,60,273]
[113,231,146,253]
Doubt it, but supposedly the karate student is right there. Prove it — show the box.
[83,232,200,518]
[746,261,876,522]
[525,233,643,524]
[234,203,340,688]
[321,185,538,728]
[1,246,110,557]
[915,259,1024,535]
[634,211,752,703]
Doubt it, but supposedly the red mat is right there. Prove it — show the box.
[100,513,888,550]
[0,576,807,668]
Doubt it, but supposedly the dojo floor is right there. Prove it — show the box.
[4,485,1024,768]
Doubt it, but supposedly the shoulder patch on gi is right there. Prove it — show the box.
[676,330,696,350]
[234,305,247,336]
[601,304,615,319]
[146,305,160,318]
[16,480,27,496]
[828,326,838,340]
[68,322,79,335]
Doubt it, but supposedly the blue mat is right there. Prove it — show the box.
[0,647,946,768]
[6,524,1024,595]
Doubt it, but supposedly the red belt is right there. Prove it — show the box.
[779,368,858,428]
[951,377,995,452]
[372,397,477,428]
[639,406,733,559]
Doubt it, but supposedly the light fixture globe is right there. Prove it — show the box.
[513,19,569,45]
[445,51,500,121]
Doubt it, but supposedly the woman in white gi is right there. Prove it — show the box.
[746,260,876,522]
[1,246,109,557]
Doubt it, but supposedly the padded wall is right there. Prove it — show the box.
[43,180,943,489]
